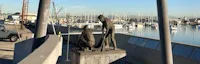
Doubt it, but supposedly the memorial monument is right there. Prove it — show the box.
[71,15,126,64]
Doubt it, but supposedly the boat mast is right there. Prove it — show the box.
[87,12,89,22]
[0,5,2,14]
[94,12,95,22]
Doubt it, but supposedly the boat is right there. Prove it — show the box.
[145,22,152,26]
[127,25,135,31]
[170,25,177,30]
[127,22,135,30]
[135,23,143,28]
[151,23,158,29]
[114,22,123,29]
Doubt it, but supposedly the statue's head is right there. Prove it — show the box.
[98,14,105,22]
[83,25,89,30]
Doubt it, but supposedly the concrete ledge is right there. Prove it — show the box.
[13,38,34,64]
[71,48,126,64]
[17,35,63,64]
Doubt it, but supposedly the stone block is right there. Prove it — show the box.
[71,48,126,64]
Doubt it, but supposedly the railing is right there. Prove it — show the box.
[18,35,62,64]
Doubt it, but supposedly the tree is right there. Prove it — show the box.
[13,12,21,15]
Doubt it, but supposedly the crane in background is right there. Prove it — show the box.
[52,2,63,23]
[51,1,63,35]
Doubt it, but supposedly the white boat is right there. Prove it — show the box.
[151,23,158,29]
[170,25,177,30]
[114,22,123,29]
[127,22,135,29]
[145,22,152,26]
[135,24,143,28]
[128,25,135,31]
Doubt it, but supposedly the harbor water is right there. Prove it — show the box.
[66,24,200,46]
[129,25,200,46]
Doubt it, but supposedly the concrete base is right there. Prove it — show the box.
[71,48,126,64]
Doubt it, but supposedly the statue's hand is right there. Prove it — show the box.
[101,34,105,38]
[101,36,106,39]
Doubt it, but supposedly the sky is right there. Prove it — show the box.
[0,0,200,17]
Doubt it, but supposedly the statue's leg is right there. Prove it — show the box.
[88,41,95,51]
[105,36,110,48]
[101,42,105,51]
[78,40,82,50]
[101,37,105,51]
[111,29,117,50]
[105,30,112,49]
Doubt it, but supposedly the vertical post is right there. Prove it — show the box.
[66,13,70,61]
[21,0,25,30]
[0,5,2,14]
[156,0,173,64]
[66,22,70,61]
[32,0,51,51]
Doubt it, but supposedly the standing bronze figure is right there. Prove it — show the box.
[97,15,117,51]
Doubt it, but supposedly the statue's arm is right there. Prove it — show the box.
[103,22,110,38]
[80,33,87,43]
[101,25,104,37]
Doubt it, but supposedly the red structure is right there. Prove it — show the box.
[21,0,29,29]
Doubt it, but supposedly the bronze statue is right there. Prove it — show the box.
[97,14,117,51]
[77,25,95,51]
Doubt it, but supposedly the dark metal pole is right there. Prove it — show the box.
[32,0,51,51]
[157,0,173,64]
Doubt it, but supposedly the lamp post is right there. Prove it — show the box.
[157,0,173,64]
[32,0,51,51]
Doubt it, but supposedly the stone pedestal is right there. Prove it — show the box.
[71,48,126,64]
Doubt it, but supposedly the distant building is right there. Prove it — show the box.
[24,13,37,23]
[7,13,37,23]
[169,19,182,25]
[7,15,20,20]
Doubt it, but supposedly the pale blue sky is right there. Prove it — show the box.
[0,0,200,17]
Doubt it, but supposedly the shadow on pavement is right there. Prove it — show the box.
[0,39,12,42]
[0,49,13,51]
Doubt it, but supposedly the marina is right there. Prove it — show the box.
[1,0,200,64]
[54,23,200,46]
